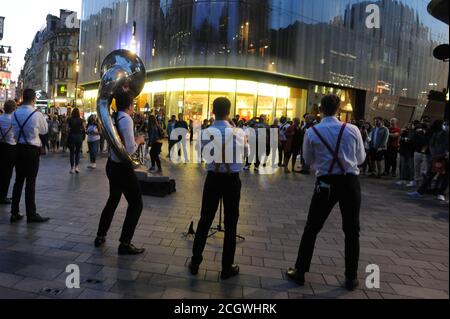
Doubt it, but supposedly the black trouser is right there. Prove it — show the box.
[295,174,361,280]
[11,144,40,217]
[0,143,16,200]
[150,142,162,169]
[68,134,83,167]
[285,148,300,169]
[384,147,398,175]
[278,142,286,165]
[192,172,241,269]
[97,159,143,244]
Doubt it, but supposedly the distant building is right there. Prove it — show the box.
[20,9,80,113]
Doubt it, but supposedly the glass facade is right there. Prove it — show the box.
[79,0,449,121]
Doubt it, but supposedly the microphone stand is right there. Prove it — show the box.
[208,197,245,240]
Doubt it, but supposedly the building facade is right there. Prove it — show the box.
[79,0,448,125]
[20,10,80,113]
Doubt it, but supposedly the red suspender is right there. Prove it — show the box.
[311,123,347,174]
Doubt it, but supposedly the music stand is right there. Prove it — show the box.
[208,198,245,240]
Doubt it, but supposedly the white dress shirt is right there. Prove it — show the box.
[303,116,366,177]
[202,120,245,173]
[110,111,138,163]
[0,113,16,145]
[12,105,48,147]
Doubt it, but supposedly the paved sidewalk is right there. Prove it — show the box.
[0,152,448,299]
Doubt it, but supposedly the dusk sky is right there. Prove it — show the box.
[1,0,82,82]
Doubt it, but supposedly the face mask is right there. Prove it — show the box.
[443,124,449,132]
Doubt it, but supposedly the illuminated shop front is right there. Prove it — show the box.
[84,76,309,122]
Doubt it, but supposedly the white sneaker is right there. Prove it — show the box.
[437,195,446,202]
[70,168,75,174]
[75,166,80,174]
[396,180,405,186]
[406,181,417,188]
[91,163,96,169]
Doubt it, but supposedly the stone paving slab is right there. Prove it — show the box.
[0,152,448,299]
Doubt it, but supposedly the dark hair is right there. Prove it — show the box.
[71,108,81,119]
[212,97,231,119]
[22,89,36,104]
[3,100,17,114]
[320,95,341,116]
[114,91,133,112]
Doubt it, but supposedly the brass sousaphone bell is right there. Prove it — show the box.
[96,49,146,169]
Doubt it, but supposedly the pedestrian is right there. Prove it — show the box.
[189,119,194,145]
[86,115,101,169]
[10,89,50,223]
[299,115,316,174]
[60,115,69,153]
[368,117,389,178]
[67,108,85,174]
[396,123,415,186]
[0,100,18,205]
[148,115,164,173]
[49,116,60,152]
[409,121,428,187]
[360,122,372,175]
[166,115,177,157]
[284,117,302,173]
[94,91,146,255]
[287,95,366,291]
[278,117,290,167]
[174,113,189,162]
[408,120,449,201]
[384,118,401,177]
[189,97,246,280]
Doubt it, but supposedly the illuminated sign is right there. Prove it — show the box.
[57,84,67,97]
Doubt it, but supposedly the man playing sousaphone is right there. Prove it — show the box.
[94,91,146,255]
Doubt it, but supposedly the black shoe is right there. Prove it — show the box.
[299,170,310,175]
[188,261,199,275]
[0,198,12,205]
[94,237,106,248]
[27,214,50,223]
[221,265,239,280]
[286,268,305,286]
[10,213,24,223]
[118,243,146,255]
[344,279,359,291]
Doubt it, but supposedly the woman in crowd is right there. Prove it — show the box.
[148,115,164,173]
[49,116,60,153]
[86,115,101,169]
[67,108,85,174]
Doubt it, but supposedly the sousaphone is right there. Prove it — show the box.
[96,49,146,169]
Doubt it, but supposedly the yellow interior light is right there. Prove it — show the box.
[167,78,185,92]
[185,78,210,92]
[277,86,290,99]
[209,79,236,93]
[258,83,277,97]
[236,80,257,95]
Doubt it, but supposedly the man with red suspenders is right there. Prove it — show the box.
[287,94,366,291]
[10,89,50,224]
